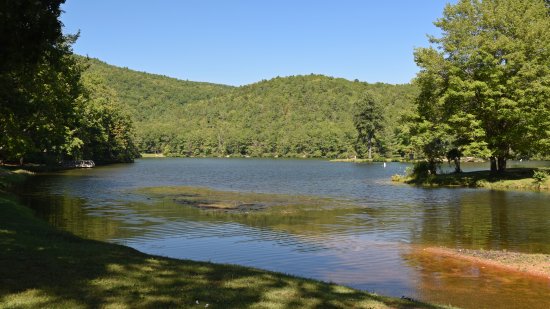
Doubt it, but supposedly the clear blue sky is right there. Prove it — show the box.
[60,0,454,86]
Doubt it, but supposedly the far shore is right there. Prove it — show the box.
[140,152,166,158]
[422,247,550,280]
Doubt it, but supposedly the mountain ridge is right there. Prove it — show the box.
[79,55,417,158]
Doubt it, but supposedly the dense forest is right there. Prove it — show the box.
[81,58,418,159]
[77,56,233,152]
[163,75,417,158]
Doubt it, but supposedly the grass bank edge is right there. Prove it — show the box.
[392,167,550,192]
[0,171,449,309]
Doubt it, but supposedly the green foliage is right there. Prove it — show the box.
[77,56,233,153]
[353,92,384,159]
[0,0,83,164]
[98,68,414,158]
[157,75,416,158]
[411,161,436,179]
[0,2,139,165]
[75,59,418,158]
[533,170,548,184]
[410,120,450,174]
[413,0,550,173]
[72,72,140,163]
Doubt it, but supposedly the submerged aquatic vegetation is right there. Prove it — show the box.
[137,186,357,213]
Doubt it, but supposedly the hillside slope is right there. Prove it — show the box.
[165,75,417,158]
[77,56,234,150]
[78,57,417,158]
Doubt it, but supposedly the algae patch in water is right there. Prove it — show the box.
[136,186,353,213]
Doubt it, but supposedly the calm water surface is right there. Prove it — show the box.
[18,159,550,308]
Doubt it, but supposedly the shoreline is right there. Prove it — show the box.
[422,247,550,280]
[392,168,550,192]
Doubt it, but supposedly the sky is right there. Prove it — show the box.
[60,0,454,86]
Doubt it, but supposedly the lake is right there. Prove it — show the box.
[18,158,550,308]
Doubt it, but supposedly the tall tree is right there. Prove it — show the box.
[0,0,83,164]
[414,0,550,173]
[353,92,384,159]
[75,72,139,163]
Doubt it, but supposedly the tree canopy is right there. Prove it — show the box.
[0,1,139,165]
[353,92,384,159]
[413,0,550,173]
[0,0,81,164]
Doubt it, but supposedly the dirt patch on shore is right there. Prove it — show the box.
[423,247,550,279]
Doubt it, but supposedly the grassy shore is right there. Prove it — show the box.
[330,158,402,163]
[140,153,166,158]
[393,168,550,191]
[0,170,445,308]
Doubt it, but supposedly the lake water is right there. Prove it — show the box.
[18,158,550,308]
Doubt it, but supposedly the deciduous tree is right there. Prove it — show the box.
[414,0,550,173]
[353,92,384,159]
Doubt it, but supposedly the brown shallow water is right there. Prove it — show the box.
[16,158,550,308]
[422,247,550,279]
[406,247,550,308]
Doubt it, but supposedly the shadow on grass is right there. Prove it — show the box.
[0,195,444,309]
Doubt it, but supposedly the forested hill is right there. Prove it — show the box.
[76,56,234,149]
[78,56,417,158]
[163,75,418,158]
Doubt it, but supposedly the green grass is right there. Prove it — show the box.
[139,153,166,158]
[0,172,448,309]
[393,168,550,191]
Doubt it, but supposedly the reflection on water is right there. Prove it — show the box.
[17,158,550,308]
[413,190,550,253]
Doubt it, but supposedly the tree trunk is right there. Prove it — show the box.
[367,137,372,160]
[490,157,497,173]
[428,159,438,175]
[453,157,461,173]
[497,156,507,173]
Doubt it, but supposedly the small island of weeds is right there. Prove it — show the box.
[392,162,550,192]
[137,186,355,213]
[0,169,446,309]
